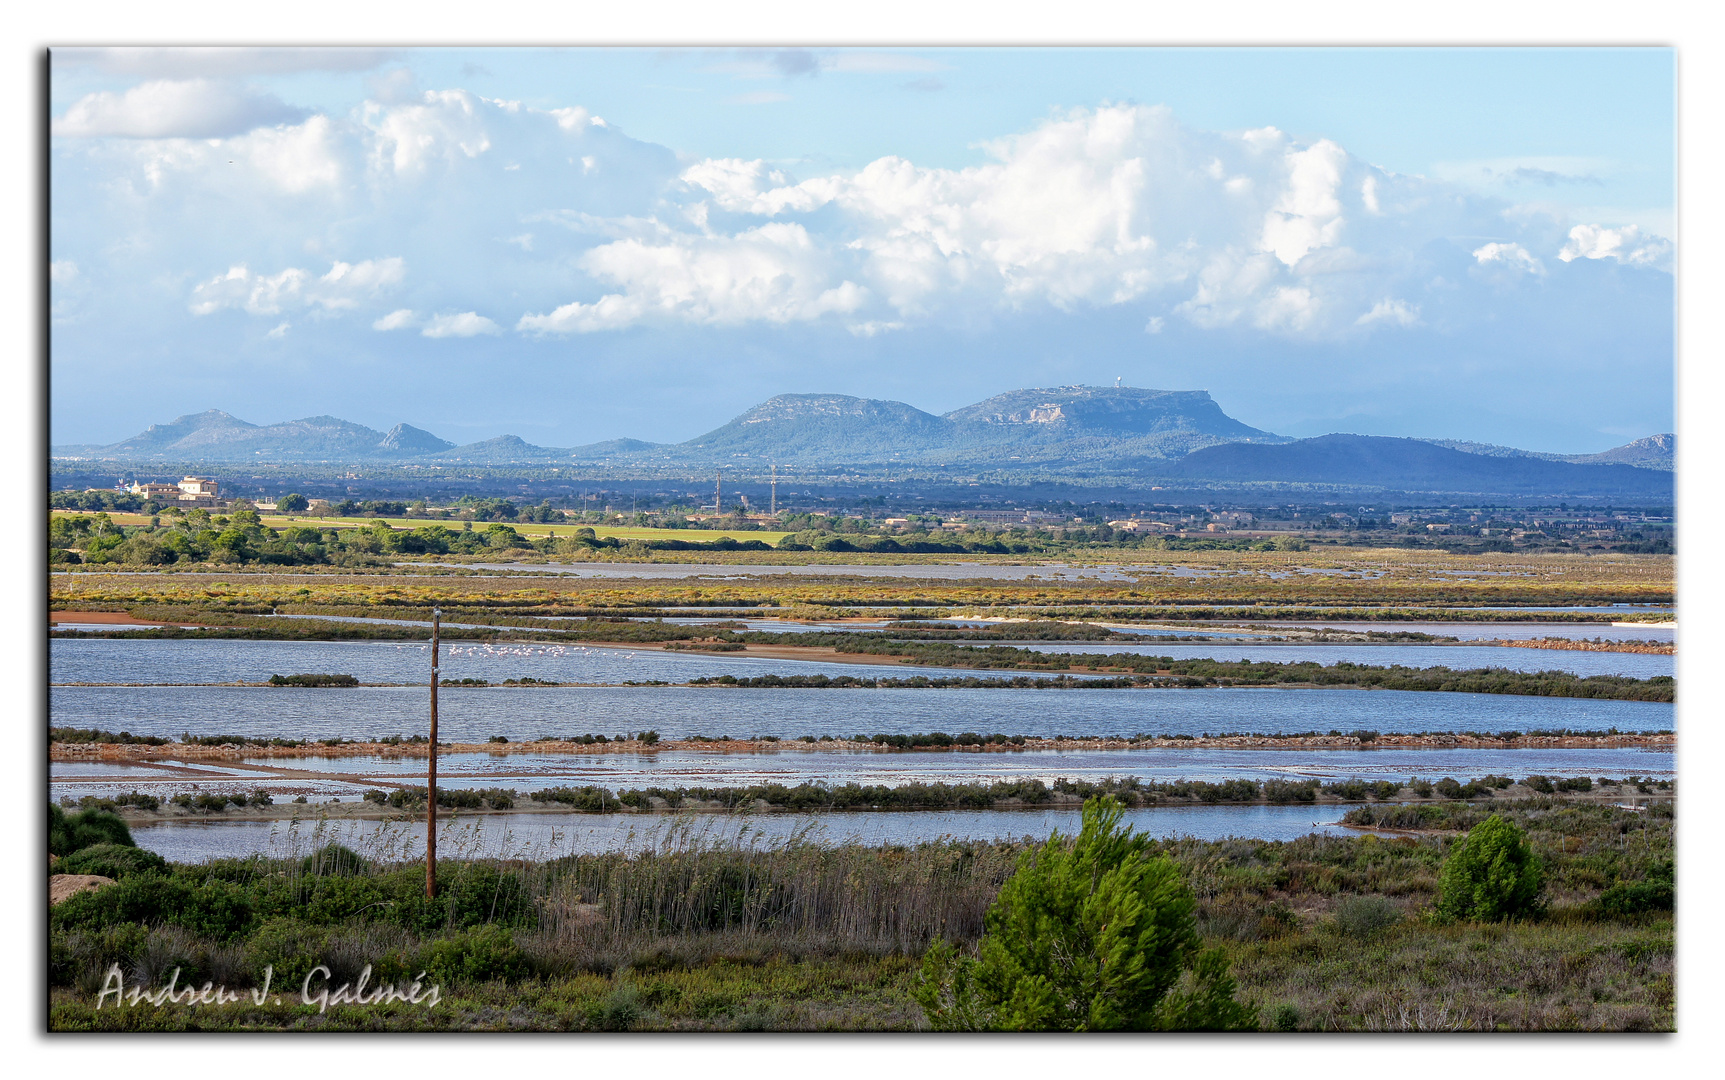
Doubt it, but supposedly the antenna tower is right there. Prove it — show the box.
[770,464,777,516]
[715,469,722,514]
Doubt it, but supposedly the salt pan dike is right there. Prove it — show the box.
[1014,642,1671,679]
[50,684,1671,745]
[51,744,1673,809]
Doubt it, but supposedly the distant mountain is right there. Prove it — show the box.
[568,437,665,461]
[50,391,1674,501]
[665,386,1285,467]
[438,434,568,463]
[95,411,398,459]
[1422,433,1674,472]
[681,394,956,462]
[377,423,454,454]
[1162,434,1673,497]
[1582,433,1675,470]
[946,386,1270,439]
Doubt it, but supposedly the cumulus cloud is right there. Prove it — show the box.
[422,312,500,337]
[267,322,290,338]
[52,79,308,138]
[1559,224,1673,268]
[519,222,865,333]
[372,308,417,331]
[645,105,1475,336]
[361,89,495,175]
[189,257,405,315]
[1473,242,1545,275]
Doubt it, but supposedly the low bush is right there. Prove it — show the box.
[53,843,168,879]
[1596,861,1674,916]
[49,804,136,857]
[418,924,530,985]
[1331,895,1400,939]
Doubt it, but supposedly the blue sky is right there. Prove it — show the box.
[49,46,1674,452]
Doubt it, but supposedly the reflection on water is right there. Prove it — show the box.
[128,803,1396,863]
[50,638,1037,686]
[48,684,1672,744]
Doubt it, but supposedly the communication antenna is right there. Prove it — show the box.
[1115,376,1122,388]
[770,464,778,516]
[715,469,722,514]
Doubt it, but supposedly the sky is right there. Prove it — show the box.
[48,46,1675,453]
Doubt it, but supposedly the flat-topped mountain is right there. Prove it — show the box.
[945,386,1272,440]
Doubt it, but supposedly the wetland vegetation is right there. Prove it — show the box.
[48,795,1672,1031]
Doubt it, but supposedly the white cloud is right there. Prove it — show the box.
[1144,316,1165,334]
[1355,298,1422,328]
[50,260,78,284]
[519,222,865,333]
[361,89,495,176]
[653,106,1427,334]
[1260,140,1348,266]
[189,257,405,316]
[372,309,417,331]
[52,78,307,138]
[422,312,500,338]
[1473,242,1545,275]
[1558,223,1673,269]
[267,322,290,338]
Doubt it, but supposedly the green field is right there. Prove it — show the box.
[50,510,791,546]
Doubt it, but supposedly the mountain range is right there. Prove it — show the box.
[52,386,1674,498]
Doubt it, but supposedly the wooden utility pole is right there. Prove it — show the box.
[770,464,777,516]
[714,469,722,514]
[426,606,441,899]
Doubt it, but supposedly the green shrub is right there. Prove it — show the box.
[50,875,256,941]
[53,843,168,879]
[1522,775,1556,794]
[587,984,646,1030]
[1435,814,1545,922]
[49,804,136,857]
[1597,861,1674,916]
[914,796,1256,1031]
[418,925,528,984]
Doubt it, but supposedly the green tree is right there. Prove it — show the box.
[915,796,1256,1031]
[1435,813,1545,921]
